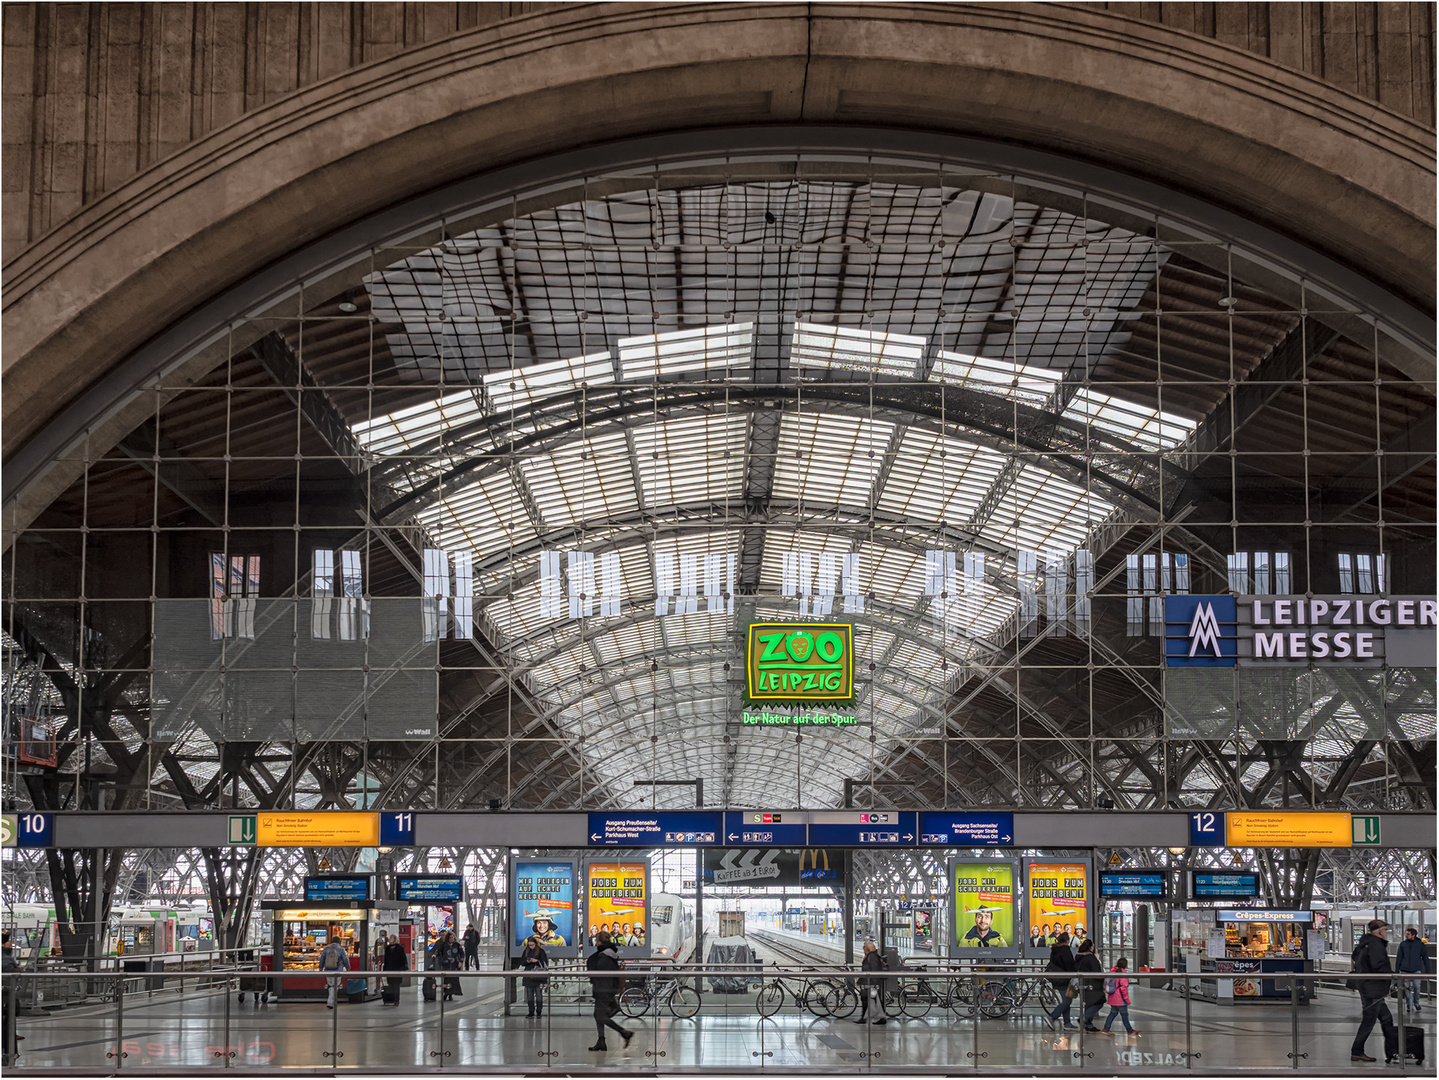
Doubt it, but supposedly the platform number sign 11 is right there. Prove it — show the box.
[380,812,415,847]
[1188,811,1226,847]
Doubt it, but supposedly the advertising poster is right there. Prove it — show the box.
[912,908,934,952]
[585,859,649,957]
[949,858,1019,959]
[1024,858,1091,956]
[510,859,577,958]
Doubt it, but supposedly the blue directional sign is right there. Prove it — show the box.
[722,811,809,846]
[917,811,1015,846]
[1188,810,1226,847]
[14,812,53,848]
[587,811,721,847]
[380,811,416,847]
[807,811,917,847]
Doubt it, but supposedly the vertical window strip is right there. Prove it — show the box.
[1125,553,1143,637]
[654,551,675,617]
[1045,550,1067,637]
[1017,550,1039,638]
[1338,553,1354,595]
[813,553,838,617]
[311,550,334,640]
[1074,548,1093,638]
[599,551,623,617]
[1227,552,1249,594]
[1356,554,1374,595]
[423,548,450,642]
[452,550,474,639]
[842,553,864,614]
[1254,551,1271,595]
[539,550,565,619]
[1273,552,1290,595]
[676,553,699,615]
[568,550,595,619]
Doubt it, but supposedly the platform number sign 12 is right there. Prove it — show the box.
[1188,811,1225,847]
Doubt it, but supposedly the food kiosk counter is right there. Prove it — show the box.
[261,900,402,1001]
[1198,909,1316,1004]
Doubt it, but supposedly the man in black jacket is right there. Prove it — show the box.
[585,932,634,1052]
[1351,919,1399,1064]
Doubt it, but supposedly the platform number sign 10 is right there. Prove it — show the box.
[1188,811,1226,847]
[3,812,55,848]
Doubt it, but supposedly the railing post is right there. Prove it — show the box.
[1288,975,1299,1069]
[113,975,125,1069]
[1184,973,1193,1070]
[1397,976,1408,1074]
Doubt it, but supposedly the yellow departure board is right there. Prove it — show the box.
[1225,812,1351,848]
[256,812,379,847]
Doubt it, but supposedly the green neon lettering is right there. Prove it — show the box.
[816,632,844,663]
[757,633,788,663]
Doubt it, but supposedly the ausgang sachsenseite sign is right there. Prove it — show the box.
[746,623,854,701]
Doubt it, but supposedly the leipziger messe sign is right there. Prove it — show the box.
[1165,595,1436,667]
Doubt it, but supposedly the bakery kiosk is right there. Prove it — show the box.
[261,875,402,1001]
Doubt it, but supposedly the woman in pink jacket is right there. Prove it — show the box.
[1100,957,1139,1035]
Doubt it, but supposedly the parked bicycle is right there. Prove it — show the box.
[977,974,1061,1018]
[755,964,844,1017]
[618,973,702,1019]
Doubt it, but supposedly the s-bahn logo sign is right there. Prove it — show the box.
[746,623,854,702]
[1165,595,1436,668]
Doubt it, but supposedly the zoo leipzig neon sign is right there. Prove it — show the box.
[745,623,854,701]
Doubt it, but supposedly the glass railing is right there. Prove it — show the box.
[1,966,1432,1072]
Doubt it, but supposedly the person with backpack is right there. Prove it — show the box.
[854,941,889,1025]
[1075,938,1107,1031]
[463,923,481,970]
[318,937,350,1009]
[585,931,634,1052]
[1351,919,1400,1063]
[1099,956,1138,1036]
[1396,927,1430,1015]
[1043,931,1079,1030]
[519,935,550,1018]
[382,937,408,1006]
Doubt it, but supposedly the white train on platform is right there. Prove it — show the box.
[648,892,695,960]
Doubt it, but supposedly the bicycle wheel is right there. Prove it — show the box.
[668,984,701,1019]
[978,981,1014,1019]
[803,980,835,1017]
[618,986,651,1017]
[823,983,859,1019]
[1035,979,1060,1011]
[756,981,784,1017]
[900,984,934,1019]
[948,980,978,1017]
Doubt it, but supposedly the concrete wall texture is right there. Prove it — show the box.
[2,2,1434,486]
[4,2,1433,259]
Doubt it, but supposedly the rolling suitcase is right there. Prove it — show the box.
[382,984,401,1006]
[422,977,437,1001]
[1405,1027,1424,1065]
[346,977,367,1004]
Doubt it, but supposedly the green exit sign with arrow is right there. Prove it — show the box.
[1351,815,1380,846]
[228,815,257,845]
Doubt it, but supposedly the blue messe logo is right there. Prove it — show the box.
[1164,595,1237,667]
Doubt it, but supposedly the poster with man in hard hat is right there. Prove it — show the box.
[949,859,1019,958]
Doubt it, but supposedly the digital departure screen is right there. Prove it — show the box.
[304,875,371,901]
[1190,871,1260,900]
[1099,871,1168,899]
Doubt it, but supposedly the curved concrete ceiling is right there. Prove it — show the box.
[3,2,1433,472]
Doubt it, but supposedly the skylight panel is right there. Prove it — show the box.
[1061,387,1197,451]
[618,323,754,379]
[519,431,637,527]
[772,413,894,507]
[352,388,486,461]
[876,429,1007,523]
[862,542,927,601]
[415,470,533,556]
[979,463,1114,553]
[930,351,1063,406]
[791,322,926,379]
[483,351,615,413]
[633,414,747,509]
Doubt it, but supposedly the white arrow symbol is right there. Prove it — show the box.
[728,833,738,841]
[1001,834,1011,842]
[903,833,913,841]
[591,833,601,841]
[720,850,740,871]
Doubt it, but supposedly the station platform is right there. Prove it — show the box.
[6,973,1432,1074]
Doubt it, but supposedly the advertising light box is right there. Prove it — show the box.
[948,858,1019,959]
[584,859,649,959]
[510,859,577,959]
[745,623,854,702]
[1024,857,1091,956]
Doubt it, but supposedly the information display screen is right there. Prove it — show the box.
[1025,858,1091,954]
[1190,871,1261,900]
[1098,871,1169,899]
[512,860,576,957]
[304,875,371,902]
[395,876,463,903]
[948,858,1019,959]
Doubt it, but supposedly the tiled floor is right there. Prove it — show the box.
[5,976,1433,1074]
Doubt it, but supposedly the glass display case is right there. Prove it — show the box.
[261,900,403,1000]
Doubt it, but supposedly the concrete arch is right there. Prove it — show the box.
[3,2,1433,479]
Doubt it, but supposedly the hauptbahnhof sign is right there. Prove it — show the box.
[1165,595,1436,667]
